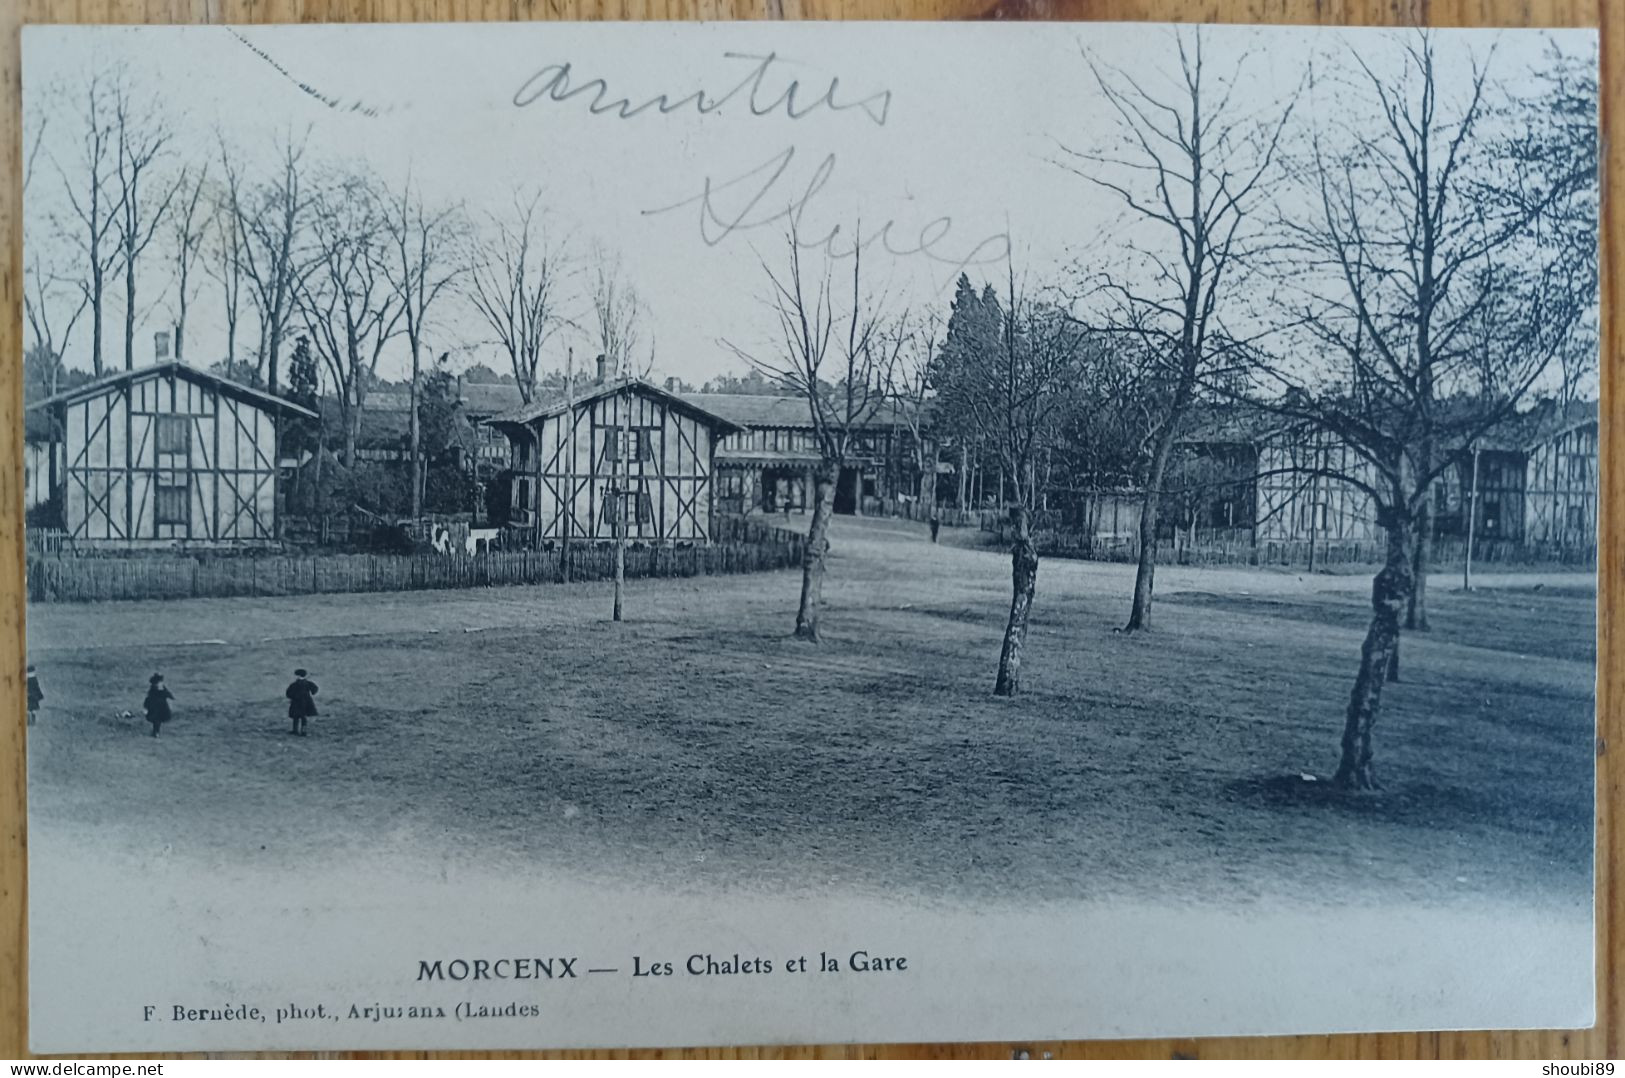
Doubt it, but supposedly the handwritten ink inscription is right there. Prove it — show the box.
[513,51,891,125]
[510,49,1009,272]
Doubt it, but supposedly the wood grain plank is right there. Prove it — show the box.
[0,0,1612,1060]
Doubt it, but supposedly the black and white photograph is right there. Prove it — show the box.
[19,20,1599,1052]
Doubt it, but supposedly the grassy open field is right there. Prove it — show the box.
[24,515,1595,907]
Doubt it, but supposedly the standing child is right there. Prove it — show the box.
[285,668,319,737]
[26,665,42,726]
[143,673,173,737]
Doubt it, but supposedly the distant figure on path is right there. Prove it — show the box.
[929,514,941,543]
[26,665,42,726]
[286,668,319,737]
[143,674,173,738]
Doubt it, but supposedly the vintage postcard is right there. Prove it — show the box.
[20,20,1599,1052]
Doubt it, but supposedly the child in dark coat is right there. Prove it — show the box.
[26,665,42,726]
[286,669,319,736]
[143,674,173,737]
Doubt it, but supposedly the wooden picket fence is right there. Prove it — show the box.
[980,513,1594,570]
[27,523,807,605]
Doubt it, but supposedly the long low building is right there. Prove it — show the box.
[679,392,935,517]
[1176,397,1599,554]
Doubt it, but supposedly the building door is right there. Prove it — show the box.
[834,467,861,514]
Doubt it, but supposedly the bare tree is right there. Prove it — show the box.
[728,225,898,642]
[50,70,123,376]
[1493,43,1599,407]
[953,268,1086,695]
[591,252,647,377]
[294,173,405,468]
[167,166,210,362]
[1064,28,1295,633]
[206,143,252,380]
[23,257,88,401]
[384,173,461,518]
[466,192,569,404]
[1246,31,1596,789]
[111,76,183,370]
[229,133,316,393]
[885,313,942,520]
[24,107,86,401]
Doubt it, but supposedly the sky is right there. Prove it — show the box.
[21,21,1597,391]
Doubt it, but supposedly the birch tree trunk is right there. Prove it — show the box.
[1335,510,1414,790]
[1125,419,1178,632]
[795,462,838,642]
[994,505,1039,697]
[1407,501,1431,631]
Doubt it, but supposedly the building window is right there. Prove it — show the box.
[1568,505,1586,533]
[601,427,655,465]
[1569,456,1588,485]
[156,415,190,455]
[601,486,653,527]
[155,483,189,527]
[1481,499,1500,534]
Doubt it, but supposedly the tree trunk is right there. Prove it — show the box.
[123,257,136,370]
[1335,511,1413,790]
[268,322,283,397]
[795,462,838,642]
[409,344,422,519]
[613,520,625,621]
[1407,502,1431,630]
[919,443,937,514]
[1463,447,1480,592]
[1124,426,1177,632]
[612,409,625,622]
[89,228,105,375]
[994,506,1039,697]
[343,400,358,469]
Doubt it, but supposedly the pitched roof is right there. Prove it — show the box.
[682,393,815,428]
[488,378,747,434]
[456,382,527,416]
[1176,396,1601,455]
[24,361,318,420]
[1176,401,1283,446]
[367,381,527,418]
[683,392,931,431]
[1514,398,1598,449]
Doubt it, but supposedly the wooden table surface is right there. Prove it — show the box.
[0,0,1616,1061]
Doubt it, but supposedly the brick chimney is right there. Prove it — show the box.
[595,354,608,385]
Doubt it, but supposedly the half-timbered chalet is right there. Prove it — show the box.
[1519,401,1599,550]
[488,374,745,545]
[25,362,317,549]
